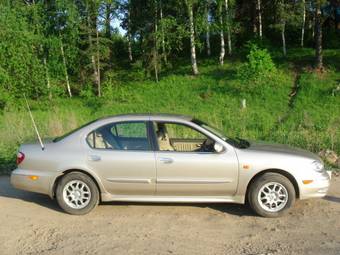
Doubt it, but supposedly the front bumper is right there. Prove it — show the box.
[10,168,60,197]
[299,171,331,200]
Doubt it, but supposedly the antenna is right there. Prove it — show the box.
[24,95,45,150]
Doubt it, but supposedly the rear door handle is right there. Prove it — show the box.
[159,157,174,164]
[88,155,101,161]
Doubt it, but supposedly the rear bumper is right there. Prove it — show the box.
[10,169,60,197]
[299,171,331,200]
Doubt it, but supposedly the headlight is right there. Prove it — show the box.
[311,160,324,172]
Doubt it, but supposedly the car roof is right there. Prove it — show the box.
[99,113,193,122]
[53,113,195,143]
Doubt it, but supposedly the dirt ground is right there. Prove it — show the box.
[0,175,339,255]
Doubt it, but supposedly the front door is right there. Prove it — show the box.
[153,121,239,197]
[86,121,156,195]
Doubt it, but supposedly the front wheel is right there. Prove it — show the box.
[248,173,296,218]
[56,172,99,215]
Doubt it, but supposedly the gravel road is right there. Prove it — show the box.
[0,175,339,255]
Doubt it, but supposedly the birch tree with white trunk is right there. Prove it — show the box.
[86,5,100,97]
[281,21,286,56]
[218,1,225,65]
[59,33,72,97]
[256,0,263,38]
[224,0,232,55]
[185,0,199,75]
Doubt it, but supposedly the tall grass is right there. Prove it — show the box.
[0,49,339,173]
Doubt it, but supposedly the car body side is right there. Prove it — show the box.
[10,114,331,204]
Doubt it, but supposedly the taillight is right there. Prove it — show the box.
[16,152,25,165]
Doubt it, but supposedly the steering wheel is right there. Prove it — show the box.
[200,139,214,152]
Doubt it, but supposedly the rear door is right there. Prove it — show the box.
[86,121,156,195]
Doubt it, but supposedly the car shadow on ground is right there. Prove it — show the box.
[0,176,255,216]
[0,176,63,213]
[323,195,340,204]
[99,201,256,217]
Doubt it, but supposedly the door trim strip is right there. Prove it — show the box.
[156,179,232,184]
[106,178,152,184]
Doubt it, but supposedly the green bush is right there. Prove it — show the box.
[237,44,277,90]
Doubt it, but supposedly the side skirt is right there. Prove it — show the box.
[100,193,245,204]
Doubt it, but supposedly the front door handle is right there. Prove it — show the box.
[159,157,174,164]
[88,155,101,161]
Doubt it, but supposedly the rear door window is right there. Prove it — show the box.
[86,121,151,151]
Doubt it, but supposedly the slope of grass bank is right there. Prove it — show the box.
[0,48,339,173]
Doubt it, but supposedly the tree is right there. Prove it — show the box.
[256,0,263,38]
[0,4,45,98]
[277,1,287,56]
[273,0,301,57]
[185,0,199,75]
[314,0,323,69]
[218,0,225,65]
[301,0,306,47]
[59,32,72,97]
[205,0,211,56]
[224,0,232,55]
[126,0,133,62]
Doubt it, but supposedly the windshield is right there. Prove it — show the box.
[192,119,250,149]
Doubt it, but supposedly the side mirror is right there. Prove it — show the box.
[214,142,225,153]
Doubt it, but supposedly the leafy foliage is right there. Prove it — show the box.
[237,44,278,90]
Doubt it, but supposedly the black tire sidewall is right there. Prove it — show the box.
[56,172,99,215]
[248,173,296,218]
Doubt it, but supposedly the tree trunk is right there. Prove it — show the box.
[105,3,111,38]
[59,35,72,98]
[224,0,232,55]
[312,5,315,39]
[301,0,306,47]
[154,0,159,82]
[219,3,225,66]
[205,2,211,56]
[315,0,323,69]
[256,0,262,39]
[159,0,167,64]
[127,2,133,62]
[253,7,258,34]
[206,27,211,56]
[43,56,52,100]
[96,29,101,97]
[87,11,100,95]
[281,22,287,56]
[187,1,199,75]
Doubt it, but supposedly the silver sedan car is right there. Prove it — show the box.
[11,114,331,217]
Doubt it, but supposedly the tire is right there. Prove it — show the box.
[56,172,99,215]
[248,172,296,218]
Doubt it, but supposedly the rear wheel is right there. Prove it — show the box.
[56,172,99,215]
[248,173,296,217]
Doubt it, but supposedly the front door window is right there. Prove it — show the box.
[154,122,215,153]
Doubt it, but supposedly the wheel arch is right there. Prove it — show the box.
[246,169,300,200]
[52,169,103,200]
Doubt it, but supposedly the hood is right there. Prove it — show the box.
[246,141,321,162]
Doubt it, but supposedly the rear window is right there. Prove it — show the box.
[53,119,98,142]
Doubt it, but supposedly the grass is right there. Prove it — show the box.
[0,48,339,173]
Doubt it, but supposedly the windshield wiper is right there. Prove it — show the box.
[235,137,250,148]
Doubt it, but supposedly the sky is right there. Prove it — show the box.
[112,17,126,35]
